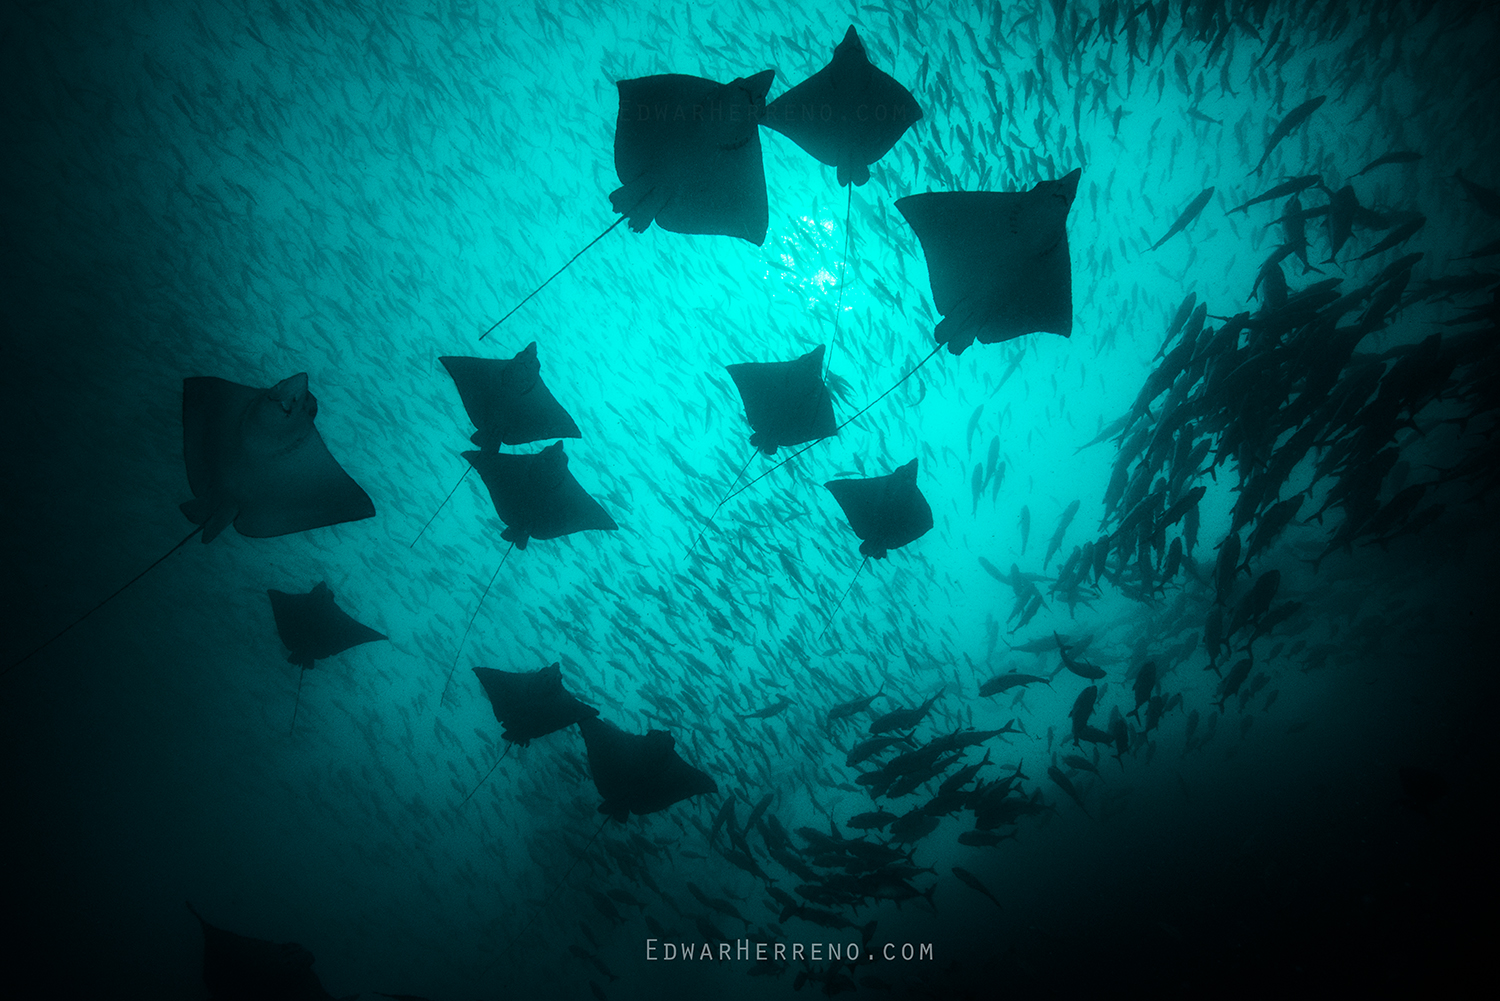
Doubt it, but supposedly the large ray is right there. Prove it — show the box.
[181,373,375,542]
[185,902,336,1001]
[688,345,838,552]
[763,25,923,187]
[440,342,581,450]
[819,458,935,636]
[578,716,719,822]
[267,581,385,734]
[463,441,618,550]
[896,168,1082,354]
[610,69,776,244]
[825,457,934,560]
[457,663,600,807]
[726,344,837,455]
[267,581,386,670]
[472,663,599,747]
[479,70,774,336]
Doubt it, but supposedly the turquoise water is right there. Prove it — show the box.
[3,1,1495,997]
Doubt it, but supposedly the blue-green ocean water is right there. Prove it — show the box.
[3,1,1496,998]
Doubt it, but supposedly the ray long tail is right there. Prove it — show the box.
[410,465,473,548]
[439,543,514,707]
[3,523,203,678]
[485,813,612,975]
[458,741,514,809]
[820,556,869,638]
[687,447,760,555]
[478,216,626,340]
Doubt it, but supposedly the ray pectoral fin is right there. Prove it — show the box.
[1026,234,1074,339]
[653,137,768,244]
[741,68,776,104]
[232,428,374,538]
[736,133,770,244]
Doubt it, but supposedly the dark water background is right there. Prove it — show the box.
[3,1,1497,998]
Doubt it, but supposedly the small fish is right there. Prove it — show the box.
[1228,174,1322,214]
[952,867,1003,908]
[744,792,774,833]
[846,734,916,767]
[1166,293,1197,342]
[869,691,943,734]
[709,795,736,846]
[1455,170,1500,219]
[1214,659,1254,713]
[978,556,1007,583]
[585,888,625,924]
[739,695,793,719]
[1058,634,1106,680]
[826,688,884,731]
[1068,685,1098,732]
[1018,506,1031,553]
[1151,187,1215,250]
[979,672,1048,697]
[1063,753,1100,776]
[1357,215,1425,261]
[1324,184,1359,262]
[1129,661,1157,719]
[1047,765,1092,818]
[1459,236,1500,259]
[1044,500,1081,570]
[847,810,899,830]
[1354,151,1421,176]
[1252,96,1326,175]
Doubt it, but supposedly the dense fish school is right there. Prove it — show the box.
[3,0,1496,998]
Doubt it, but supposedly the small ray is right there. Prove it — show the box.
[824,458,934,560]
[762,25,922,187]
[579,716,719,822]
[896,169,1081,355]
[180,373,374,543]
[440,342,581,450]
[464,441,618,550]
[611,69,777,243]
[726,344,837,455]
